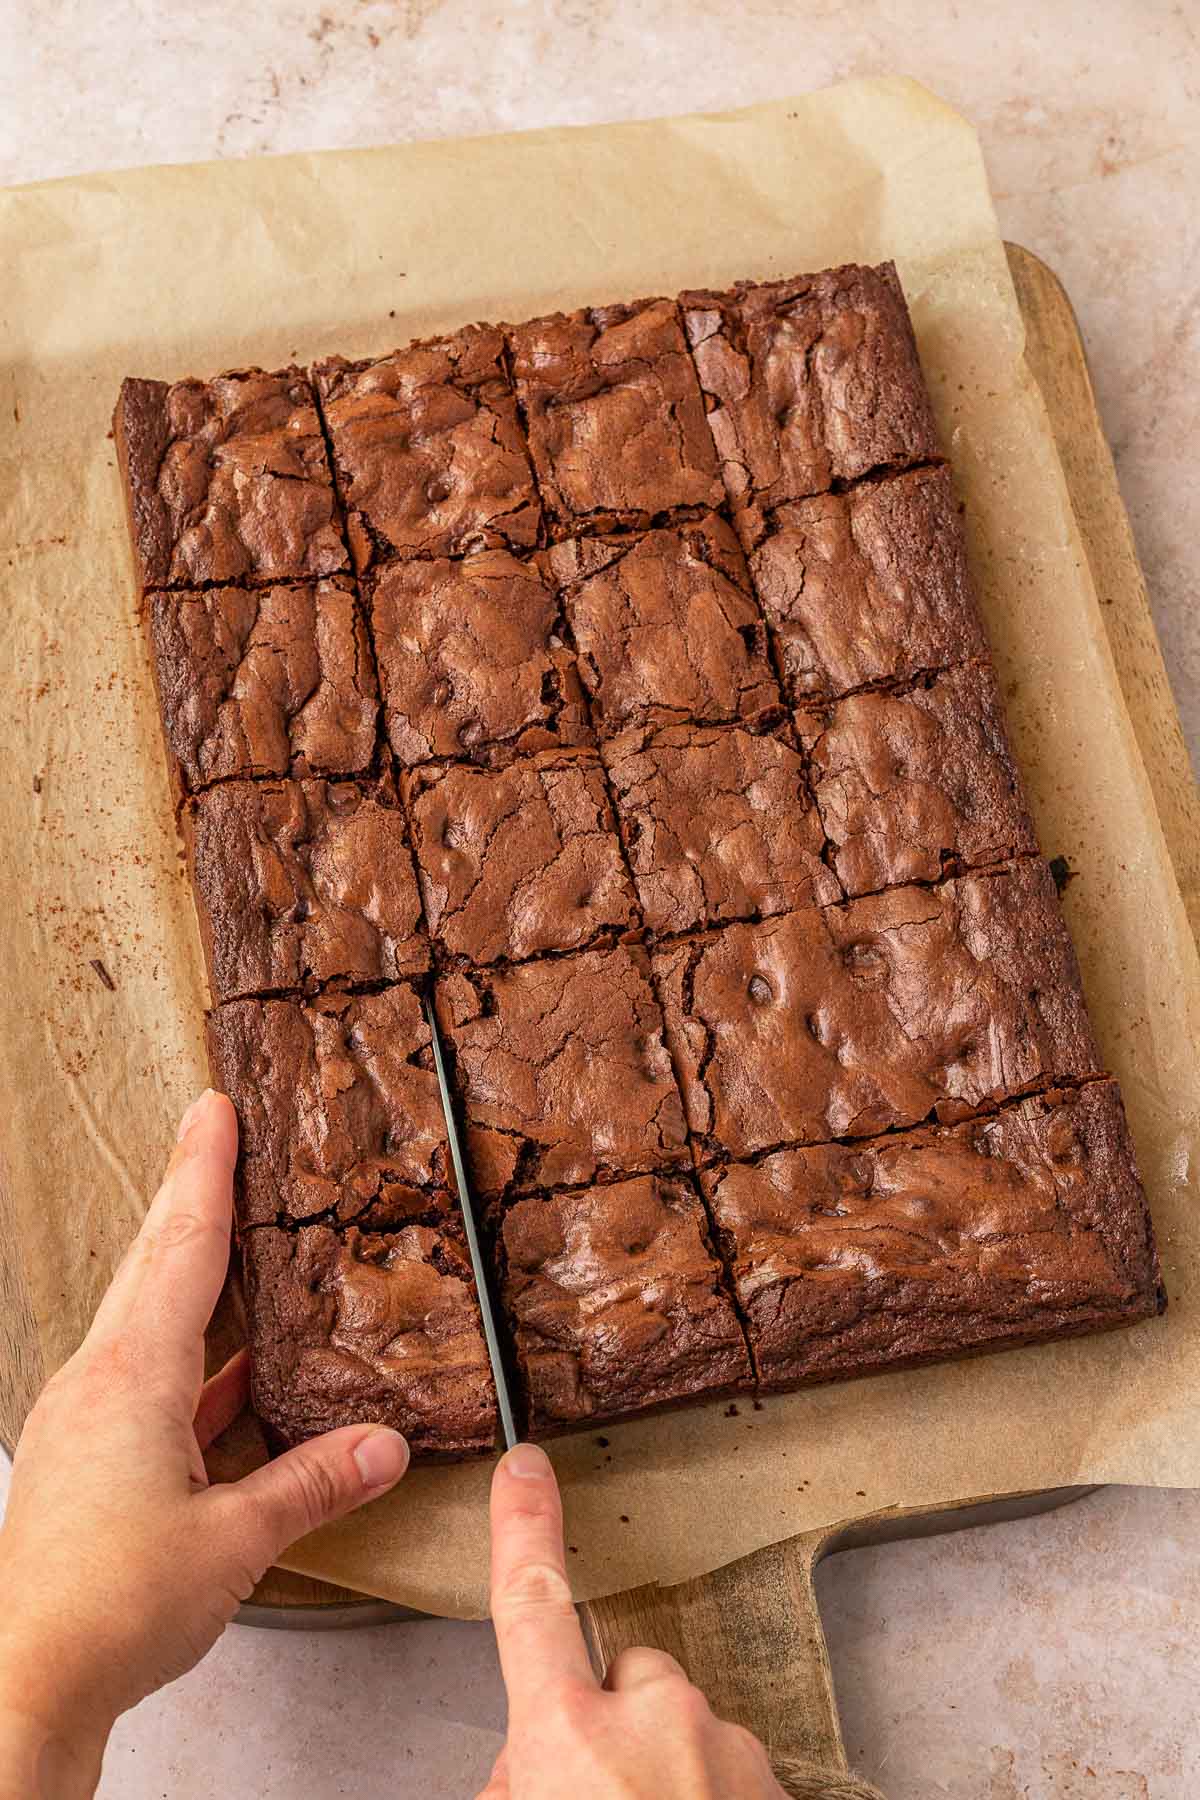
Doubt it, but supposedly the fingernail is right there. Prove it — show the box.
[503,1443,552,1480]
[176,1089,214,1142]
[353,1428,410,1491]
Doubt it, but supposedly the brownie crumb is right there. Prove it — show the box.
[1049,853,1077,892]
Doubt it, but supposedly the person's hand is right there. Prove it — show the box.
[481,1442,789,1800]
[0,1089,410,1799]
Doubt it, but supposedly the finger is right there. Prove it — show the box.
[90,1091,238,1366]
[489,1443,595,1709]
[603,1646,691,1693]
[211,1425,410,1573]
[476,1746,510,1800]
[195,1347,251,1450]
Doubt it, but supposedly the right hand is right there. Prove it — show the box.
[481,1442,788,1799]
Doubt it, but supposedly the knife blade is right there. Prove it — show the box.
[424,992,520,1451]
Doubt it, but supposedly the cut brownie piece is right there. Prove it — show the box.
[794,661,1038,896]
[113,369,348,591]
[435,945,688,1197]
[148,577,377,796]
[654,859,1101,1160]
[603,722,840,934]
[550,516,779,737]
[314,327,541,568]
[369,550,591,766]
[701,1082,1162,1390]
[208,985,450,1227]
[406,751,637,966]
[747,465,987,703]
[243,1224,497,1457]
[507,298,723,537]
[500,1175,752,1432]
[680,262,940,543]
[183,776,427,1004]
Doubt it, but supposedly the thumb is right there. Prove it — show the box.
[213,1424,410,1573]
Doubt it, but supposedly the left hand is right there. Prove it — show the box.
[0,1089,410,1798]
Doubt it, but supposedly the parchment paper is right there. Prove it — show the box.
[2,77,1198,1620]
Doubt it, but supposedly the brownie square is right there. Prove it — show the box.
[500,1175,752,1432]
[680,262,940,542]
[207,986,451,1227]
[748,465,988,703]
[315,327,541,568]
[654,859,1102,1160]
[550,515,779,737]
[603,722,840,935]
[406,751,638,966]
[701,1082,1162,1390]
[114,369,348,591]
[243,1225,498,1457]
[148,578,377,796]
[507,298,723,537]
[794,661,1038,896]
[369,550,591,766]
[183,776,427,1004]
[435,946,688,1197]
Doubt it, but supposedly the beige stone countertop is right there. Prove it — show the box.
[3,2,1198,1794]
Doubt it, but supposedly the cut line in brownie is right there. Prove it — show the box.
[147,577,378,798]
[243,1224,498,1458]
[114,369,349,591]
[207,985,452,1228]
[368,550,592,767]
[314,326,542,569]
[435,945,689,1200]
[602,720,841,935]
[654,859,1102,1162]
[507,296,723,539]
[405,751,638,967]
[680,262,941,546]
[500,1173,752,1434]
[747,464,988,705]
[700,1082,1163,1392]
[794,660,1039,896]
[183,775,428,1004]
[549,514,780,738]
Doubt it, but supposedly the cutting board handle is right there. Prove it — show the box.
[580,1527,848,1779]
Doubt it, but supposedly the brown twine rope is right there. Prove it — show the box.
[771,1756,888,1800]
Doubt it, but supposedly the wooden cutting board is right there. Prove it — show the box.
[2,244,1195,1768]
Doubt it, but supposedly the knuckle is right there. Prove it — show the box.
[494,1558,576,1621]
[279,1452,342,1529]
[149,1210,225,1255]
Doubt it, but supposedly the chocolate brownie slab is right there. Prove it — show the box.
[507,298,723,537]
[148,577,377,796]
[406,752,637,965]
[603,722,840,934]
[701,1083,1163,1390]
[794,661,1038,895]
[183,777,427,1004]
[243,1225,497,1457]
[207,986,451,1228]
[500,1175,751,1432]
[315,327,541,568]
[654,859,1102,1161]
[114,368,348,591]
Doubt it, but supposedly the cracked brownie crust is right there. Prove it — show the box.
[501,1175,752,1431]
[654,859,1102,1160]
[794,660,1039,895]
[406,751,638,966]
[183,776,428,1004]
[603,722,840,934]
[114,369,348,590]
[207,986,451,1227]
[701,1082,1163,1390]
[243,1225,498,1456]
[550,514,779,736]
[148,578,378,795]
[315,327,541,568]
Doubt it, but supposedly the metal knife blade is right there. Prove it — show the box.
[424,992,520,1451]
